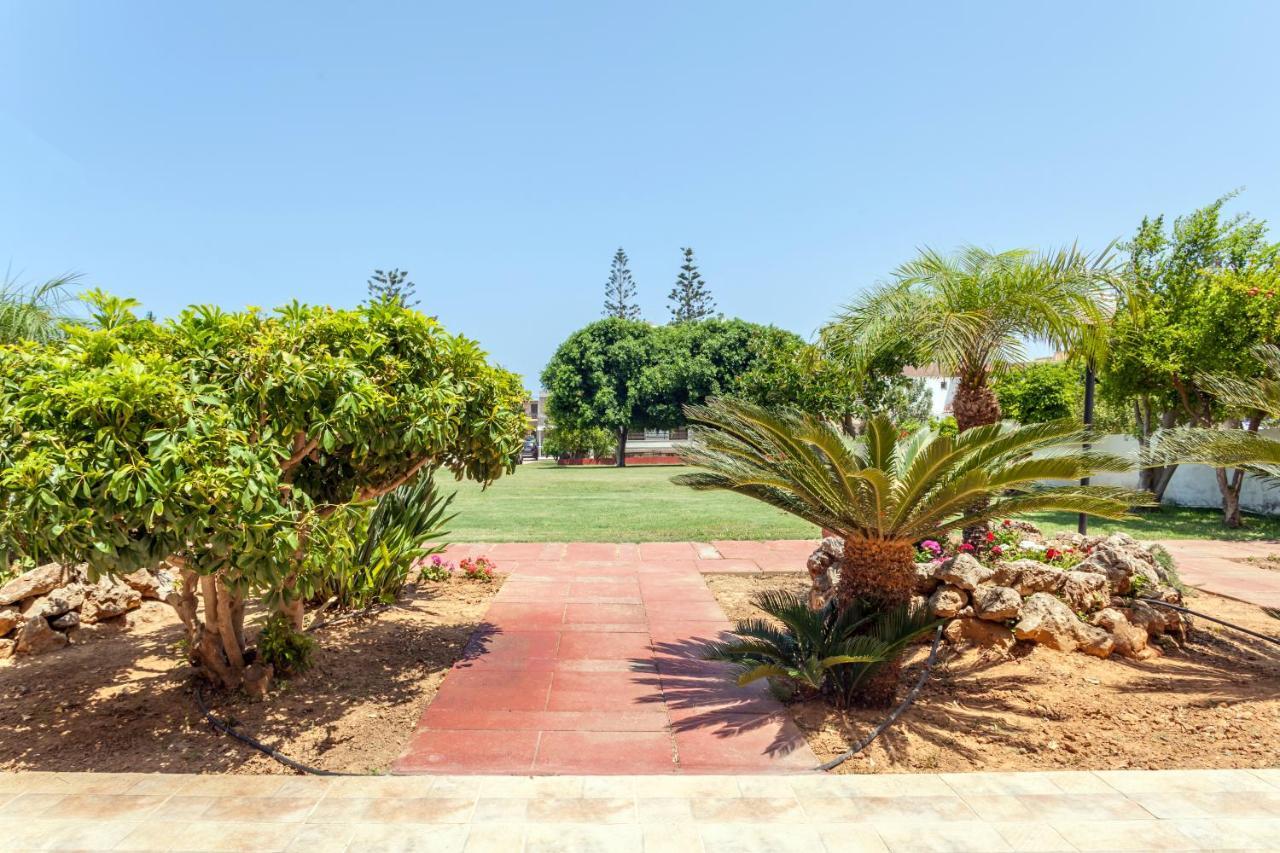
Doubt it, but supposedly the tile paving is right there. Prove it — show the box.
[1,769,1277,851]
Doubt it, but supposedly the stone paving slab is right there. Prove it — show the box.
[0,769,1277,851]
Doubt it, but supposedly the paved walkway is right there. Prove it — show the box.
[1,768,1277,851]
[395,542,817,774]
[1158,539,1280,608]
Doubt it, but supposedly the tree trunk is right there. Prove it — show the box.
[162,566,253,692]
[1215,415,1259,529]
[836,536,917,708]
[951,373,1001,544]
[615,427,628,467]
[1136,402,1178,505]
[951,373,1001,433]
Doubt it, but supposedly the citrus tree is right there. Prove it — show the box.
[0,293,525,691]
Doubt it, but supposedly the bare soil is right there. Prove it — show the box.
[705,573,1280,774]
[0,574,501,774]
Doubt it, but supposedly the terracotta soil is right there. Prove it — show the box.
[704,572,1280,774]
[0,574,502,774]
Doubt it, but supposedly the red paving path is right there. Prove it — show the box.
[393,541,818,775]
[394,537,1280,774]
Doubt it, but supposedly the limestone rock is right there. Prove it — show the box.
[934,553,993,592]
[913,562,941,595]
[972,585,1022,622]
[1126,599,1188,638]
[81,578,142,624]
[120,567,176,601]
[14,615,69,655]
[21,583,85,619]
[989,559,1066,596]
[49,612,80,631]
[0,563,66,606]
[929,584,968,618]
[1090,607,1153,659]
[0,638,14,659]
[1058,571,1110,613]
[1075,535,1162,595]
[0,606,18,636]
[1014,592,1112,656]
[944,617,1016,652]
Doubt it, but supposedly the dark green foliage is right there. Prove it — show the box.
[257,612,316,677]
[308,473,455,610]
[668,247,715,323]
[603,248,640,320]
[542,425,616,459]
[366,268,417,306]
[703,591,939,706]
[994,361,1080,423]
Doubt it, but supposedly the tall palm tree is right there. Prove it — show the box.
[675,398,1148,703]
[827,245,1117,432]
[0,274,79,344]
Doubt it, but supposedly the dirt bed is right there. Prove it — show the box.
[705,573,1280,773]
[0,575,501,774]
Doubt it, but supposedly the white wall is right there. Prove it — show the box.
[1055,429,1280,516]
[921,377,955,419]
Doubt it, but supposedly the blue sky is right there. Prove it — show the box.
[3,2,1278,388]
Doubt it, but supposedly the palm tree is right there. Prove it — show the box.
[826,245,1117,432]
[0,274,79,344]
[676,398,1148,704]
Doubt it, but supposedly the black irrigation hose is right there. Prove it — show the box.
[1137,596,1280,648]
[193,683,363,777]
[816,623,946,772]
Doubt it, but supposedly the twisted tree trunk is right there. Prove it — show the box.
[162,564,258,692]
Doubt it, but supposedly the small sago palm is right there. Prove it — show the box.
[676,398,1148,704]
[704,590,939,707]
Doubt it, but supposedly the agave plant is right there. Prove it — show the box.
[704,590,940,707]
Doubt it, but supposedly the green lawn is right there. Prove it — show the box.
[440,461,1280,543]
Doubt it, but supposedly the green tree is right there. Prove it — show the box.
[542,425,616,460]
[366,268,417,306]
[603,248,640,320]
[1105,194,1280,524]
[994,361,1080,423]
[827,246,1115,432]
[675,398,1146,704]
[541,318,673,466]
[0,293,525,691]
[0,273,79,344]
[668,247,715,323]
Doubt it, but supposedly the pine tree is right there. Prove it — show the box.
[602,248,640,320]
[367,268,418,306]
[668,247,715,323]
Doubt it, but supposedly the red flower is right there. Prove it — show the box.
[985,531,995,542]
[959,543,975,552]
[990,545,1003,556]
[1002,519,1012,527]
[1045,548,1060,560]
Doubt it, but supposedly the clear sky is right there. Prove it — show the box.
[3,2,1278,388]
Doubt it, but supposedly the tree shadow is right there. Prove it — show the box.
[0,580,501,774]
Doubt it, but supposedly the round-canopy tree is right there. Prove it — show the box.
[0,292,525,691]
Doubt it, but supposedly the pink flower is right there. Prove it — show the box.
[921,540,942,554]
[990,545,1003,556]
[959,543,975,553]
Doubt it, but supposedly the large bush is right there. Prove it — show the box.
[542,425,616,460]
[0,293,525,691]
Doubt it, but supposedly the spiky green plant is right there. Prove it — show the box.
[704,591,939,706]
[0,274,79,345]
[676,398,1149,704]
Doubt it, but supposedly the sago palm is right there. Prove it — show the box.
[676,398,1148,705]
[826,245,1116,432]
[676,398,1147,611]
[704,590,939,707]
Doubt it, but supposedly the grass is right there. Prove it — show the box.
[441,461,1280,543]
[440,462,817,542]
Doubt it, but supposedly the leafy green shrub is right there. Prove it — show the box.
[308,473,455,610]
[257,613,316,677]
[419,555,455,582]
[543,425,615,460]
[0,293,525,692]
[704,590,939,707]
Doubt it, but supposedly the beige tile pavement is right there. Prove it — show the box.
[0,768,1277,851]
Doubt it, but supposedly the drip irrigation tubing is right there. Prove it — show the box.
[815,623,946,772]
[194,683,362,776]
[1137,596,1280,647]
